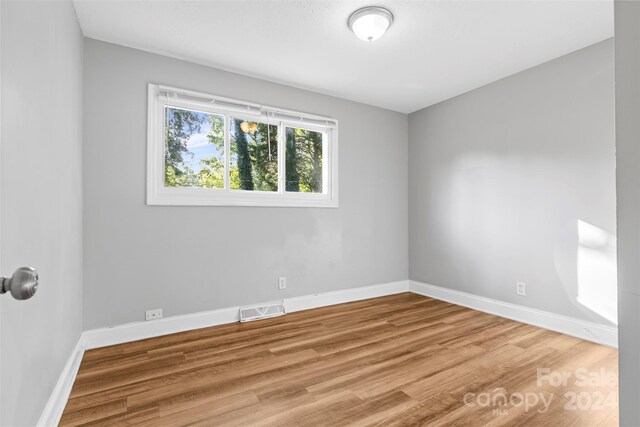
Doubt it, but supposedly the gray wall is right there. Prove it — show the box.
[0,1,84,426]
[614,2,640,424]
[408,39,616,326]
[83,40,408,329]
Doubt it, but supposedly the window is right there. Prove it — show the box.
[147,84,338,207]
[229,117,279,192]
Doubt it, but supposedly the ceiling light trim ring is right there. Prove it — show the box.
[348,6,394,42]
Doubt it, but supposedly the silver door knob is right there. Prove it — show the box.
[0,267,38,300]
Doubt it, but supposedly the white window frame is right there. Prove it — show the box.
[147,84,339,207]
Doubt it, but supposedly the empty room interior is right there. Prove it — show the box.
[4,0,640,425]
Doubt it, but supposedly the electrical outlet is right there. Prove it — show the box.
[278,277,287,290]
[145,308,163,321]
[516,282,526,296]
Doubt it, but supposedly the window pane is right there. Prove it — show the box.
[229,118,279,192]
[164,106,225,188]
[285,127,324,193]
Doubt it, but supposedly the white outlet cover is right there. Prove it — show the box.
[278,277,287,290]
[516,282,526,296]
[145,309,163,321]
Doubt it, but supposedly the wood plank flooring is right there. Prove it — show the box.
[60,293,618,426]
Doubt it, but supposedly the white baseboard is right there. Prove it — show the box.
[83,280,410,350]
[37,336,86,427]
[284,280,409,313]
[82,306,240,350]
[410,280,618,348]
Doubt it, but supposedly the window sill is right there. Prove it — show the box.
[147,188,339,208]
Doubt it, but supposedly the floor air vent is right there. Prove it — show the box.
[240,302,286,322]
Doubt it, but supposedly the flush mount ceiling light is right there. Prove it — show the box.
[348,6,394,42]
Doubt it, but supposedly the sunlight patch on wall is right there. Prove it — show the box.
[577,220,617,324]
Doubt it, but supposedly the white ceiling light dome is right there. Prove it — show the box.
[348,6,394,42]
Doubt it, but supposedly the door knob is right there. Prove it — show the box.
[0,267,38,300]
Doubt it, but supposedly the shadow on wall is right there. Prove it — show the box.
[577,219,617,325]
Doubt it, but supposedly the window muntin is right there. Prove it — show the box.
[147,84,338,207]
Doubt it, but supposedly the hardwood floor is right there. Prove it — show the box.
[60,293,618,426]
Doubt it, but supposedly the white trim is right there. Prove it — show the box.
[82,306,240,350]
[82,281,407,350]
[410,280,618,348]
[284,281,409,313]
[36,336,86,427]
[146,84,339,207]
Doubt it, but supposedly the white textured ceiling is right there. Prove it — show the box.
[73,0,613,113]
